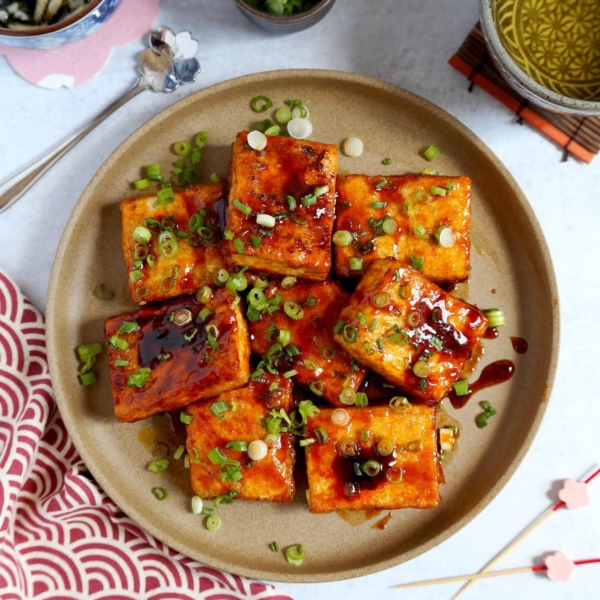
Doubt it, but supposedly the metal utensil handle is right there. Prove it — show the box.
[0,80,147,214]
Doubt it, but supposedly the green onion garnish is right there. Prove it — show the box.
[431,185,447,197]
[210,401,230,421]
[158,231,178,259]
[453,379,469,396]
[423,145,440,161]
[250,235,262,248]
[371,292,390,308]
[412,360,430,377]
[374,179,387,190]
[483,308,506,328]
[134,178,149,190]
[332,230,353,246]
[226,270,248,293]
[251,95,273,112]
[195,131,208,147]
[382,218,398,235]
[199,308,212,322]
[342,324,358,343]
[172,444,185,460]
[285,195,297,210]
[127,367,150,388]
[109,335,129,351]
[205,515,221,531]
[152,487,169,501]
[349,257,363,271]
[409,254,424,270]
[376,437,394,456]
[148,458,169,474]
[156,187,175,206]
[146,164,162,180]
[355,392,368,407]
[78,372,97,385]
[476,401,498,428]
[174,141,192,156]
[301,194,316,207]
[320,346,336,360]
[180,412,192,425]
[403,199,413,216]
[117,322,139,335]
[133,226,152,244]
[93,283,114,301]
[413,224,429,239]
[333,320,346,335]
[284,301,304,320]
[430,336,444,351]
[226,440,248,452]
[382,157,392,165]
[264,125,281,136]
[214,269,230,286]
[234,238,245,254]
[77,342,103,362]
[357,312,367,326]
[276,106,292,124]
[389,396,411,413]
[314,427,329,444]
[233,198,252,215]
[114,359,129,367]
[309,380,324,396]
[371,201,387,209]
[286,544,306,566]
[362,460,381,477]
[210,172,221,183]
[208,447,227,465]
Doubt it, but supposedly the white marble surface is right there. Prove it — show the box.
[1,0,599,599]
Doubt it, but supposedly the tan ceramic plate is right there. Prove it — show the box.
[46,70,559,583]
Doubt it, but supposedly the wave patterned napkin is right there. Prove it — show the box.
[0,270,292,600]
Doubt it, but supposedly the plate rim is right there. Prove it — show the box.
[46,68,560,583]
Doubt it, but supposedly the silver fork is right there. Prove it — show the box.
[0,26,200,214]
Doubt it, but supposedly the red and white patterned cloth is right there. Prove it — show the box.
[0,270,292,600]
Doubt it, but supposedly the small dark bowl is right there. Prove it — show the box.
[233,0,336,33]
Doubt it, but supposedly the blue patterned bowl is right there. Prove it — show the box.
[0,0,121,49]
[233,0,336,33]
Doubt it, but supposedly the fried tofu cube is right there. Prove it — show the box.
[248,278,368,407]
[225,132,338,281]
[185,373,295,502]
[333,259,488,402]
[305,405,441,513]
[120,182,227,304]
[334,174,471,285]
[104,288,250,423]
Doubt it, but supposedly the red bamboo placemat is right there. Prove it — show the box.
[449,23,600,164]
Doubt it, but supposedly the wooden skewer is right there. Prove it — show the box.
[392,560,600,589]
[450,466,600,600]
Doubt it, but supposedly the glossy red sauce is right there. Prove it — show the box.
[483,327,499,339]
[510,336,528,354]
[449,359,515,409]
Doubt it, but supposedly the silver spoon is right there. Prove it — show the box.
[0,26,201,214]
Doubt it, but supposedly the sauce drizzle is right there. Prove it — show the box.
[449,359,515,409]
[371,512,393,530]
[510,336,528,354]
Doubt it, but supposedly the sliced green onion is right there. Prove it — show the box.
[157,187,175,206]
[256,213,276,227]
[158,231,178,259]
[390,396,411,413]
[382,218,398,235]
[77,342,103,362]
[333,230,353,246]
[174,141,192,156]
[372,292,390,308]
[314,427,329,444]
[453,379,469,396]
[476,401,498,428]
[409,254,424,271]
[320,346,336,360]
[264,125,281,136]
[180,412,193,425]
[435,226,455,248]
[285,195,297,210]
[314,185,329,197]
[159,277,175,294]
[283,369,298,378]
[79,372,97,386]
[183,166,200,184]
[301,194,316,207]
[250,235,262,248]
[148,458,169,474]
[117,322,139,335]
[208,447,227,465]
[414,224,429,239]
[414,189,431,204]
[214,269,229,286]
[205,515,221,531]
[349,257,363,271]
[281,276,297,290]
[424,145,440,161]
[430,336,444,351]
[277,328,291,346]
[342,324,358,344]
[198,308,212,323]
[114,358,129,367]
[413,360,430,377]
[357,312,367,326]
[226,270,248,293]
[431,185,447,197]
[299,438,315,447]
[225,440,248,452]
[403,199,413,216]
[354,392,368,407]
[382,157,392,165]
[233,198,252,215]
[146,164,162,180]
[234,238,245,254]
[386,467,404,483]
[210,401,230,421]
[195,131,208,148]
[360,429,371,443]
[129,270,143,284]
[93,283,115,301]
[309,380,324,396]
[251,95,273,112]
[483,309,506,328]
[276,106,293,124]
[372,201,387,209]
[196,285,213,304]
[340,439,358,457]
[339,387,356,406]
[284,301,304,320]
[109,335,129,351]
[333,320,346,335]
[152,487,169,501]
[134,178,149,190]
[209,172,221,184]
[290,213,308,225]
[407,440,423,452]
[286,544,305,566]
[362,460,381,477]
[269,541,280,552]
[133,226,152,244]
